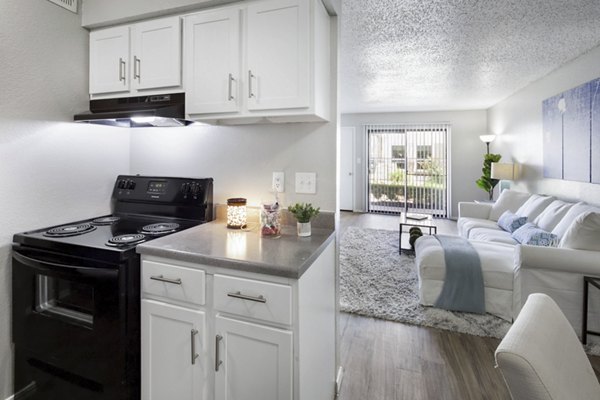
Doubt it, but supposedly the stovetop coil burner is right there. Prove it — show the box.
[106,233,146,247]
[44,223,97,237]
[92,216,121,225]
[140,222,180,236]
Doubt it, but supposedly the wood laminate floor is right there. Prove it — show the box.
[337,211,600,400]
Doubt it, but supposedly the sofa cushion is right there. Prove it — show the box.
[489,190,532,221]
[458,217,502,237]
[533,200,574,232]
[415,236,515,291]
[559,212,600,251]
[470,228,518,245]
[512,223,558,247]
[498,211,527,233]
[552,202,600,240]
[515,194,556,221]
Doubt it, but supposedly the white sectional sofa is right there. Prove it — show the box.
[415,190,600,338]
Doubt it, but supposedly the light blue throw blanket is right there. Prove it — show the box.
[434,235,485,314]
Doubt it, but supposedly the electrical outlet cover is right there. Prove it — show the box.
[272,172,285,193]
[295,172,316,194]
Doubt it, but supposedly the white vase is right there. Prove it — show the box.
[297,222,311,237]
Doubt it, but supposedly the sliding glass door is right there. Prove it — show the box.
[366,123,449,217]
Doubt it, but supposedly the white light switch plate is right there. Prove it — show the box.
[295,172,316,194]
[272,172,284,193]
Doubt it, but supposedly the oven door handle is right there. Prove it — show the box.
[13,251,118,280]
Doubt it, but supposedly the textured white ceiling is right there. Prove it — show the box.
[340,0,600,113]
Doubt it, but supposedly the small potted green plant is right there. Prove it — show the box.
[288,203,320,237]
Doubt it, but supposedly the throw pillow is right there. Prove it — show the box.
[512,223,559,247]
[533,200,574,232]
[552,202,600,240]
[497,211,527,233]
[515,194,556,221]
[559,211,600,251]
[489,190,532,222]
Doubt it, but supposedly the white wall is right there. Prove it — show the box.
[341,110,489,217]
[81,0,340,28]
[0,0,130,397]
[130,121,337,211]
[81,0,237,28]
[488,45,600,205]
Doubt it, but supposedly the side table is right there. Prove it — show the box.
[582,276,600,344]
[399,214,437,254]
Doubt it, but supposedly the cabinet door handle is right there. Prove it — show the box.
[228,73,235,101]
[191,329,199,365]
[248,70,255,98]
[134,56,141,81]
[150,275,182,285]
[119,58,126,84]
[227,291,267,303]
[215,334,223,372]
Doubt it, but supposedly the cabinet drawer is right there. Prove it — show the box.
[213,274,292,325]
[142,260,205,305]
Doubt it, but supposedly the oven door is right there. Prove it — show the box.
[12,248,129,399]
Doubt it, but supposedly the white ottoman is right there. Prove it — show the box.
[415,235,516,321]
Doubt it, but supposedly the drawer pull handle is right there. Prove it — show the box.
[227,291,267,303]
[191,329,199,365]
[150,275,182,285]
[215,334,223,372]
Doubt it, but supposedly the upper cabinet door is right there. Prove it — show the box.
[246,0,310,111]
[184,9,241,115]
[89,26,130,95]
[132,17,182,91]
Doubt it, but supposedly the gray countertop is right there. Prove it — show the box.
[136,221,336,279]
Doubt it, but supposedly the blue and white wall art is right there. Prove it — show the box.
[542,78,600,183]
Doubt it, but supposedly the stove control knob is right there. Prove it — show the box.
[192,183,200,195]
[117,179,126,189]
[127,181,136,190]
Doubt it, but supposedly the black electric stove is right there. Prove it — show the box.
[12,175,213,400]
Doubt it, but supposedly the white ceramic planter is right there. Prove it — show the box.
[297,222,311,237]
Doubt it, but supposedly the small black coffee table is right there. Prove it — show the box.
[582,276,600,344]
[399,214,437,254]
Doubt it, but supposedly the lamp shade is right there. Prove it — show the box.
[479,134,496,144]
[491,163,514,180]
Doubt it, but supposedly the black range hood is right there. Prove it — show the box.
[74,93,194,127]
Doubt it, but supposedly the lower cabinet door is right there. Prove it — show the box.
[142,299,207,400]
[215,315,293,400]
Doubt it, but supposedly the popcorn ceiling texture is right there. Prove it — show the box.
[341,0,600,113]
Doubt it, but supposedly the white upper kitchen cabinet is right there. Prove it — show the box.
[184,9,241,114]
[89,16,182,98]
[89,26,130,95]
[132,17,182,91]
[184,0,331,124]
[246,0,309,112]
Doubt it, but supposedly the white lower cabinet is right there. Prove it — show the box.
[141,240,336,400]
[215,315,293,400]
[142,300,207,400]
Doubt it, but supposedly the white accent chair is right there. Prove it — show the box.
[495,293,600,400]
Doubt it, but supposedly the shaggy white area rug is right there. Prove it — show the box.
[339,226,512,338]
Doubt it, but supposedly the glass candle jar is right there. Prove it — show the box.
[227,198,247,229]
[260,201,281,236]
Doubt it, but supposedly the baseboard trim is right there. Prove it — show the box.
[335,365,344,397]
